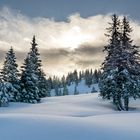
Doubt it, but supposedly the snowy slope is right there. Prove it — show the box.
[67,80,99,95]
[0,93,140,140]
[51,79,99,96]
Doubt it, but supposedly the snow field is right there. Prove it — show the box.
[0,93,140,140]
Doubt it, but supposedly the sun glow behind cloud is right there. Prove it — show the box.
[51,25,95,49]
[0,7,140,76]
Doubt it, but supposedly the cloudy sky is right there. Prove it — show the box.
[0,0,140,77]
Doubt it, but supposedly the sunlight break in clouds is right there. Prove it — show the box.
[0,7,140,76]
[0,7,110,51]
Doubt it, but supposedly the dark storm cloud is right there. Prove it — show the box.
[38,45,104,73]
[40,48,70,59]
[0,44,104,76]
[40,44,104,64]
[72,44,104,68]
[75,59,99,67]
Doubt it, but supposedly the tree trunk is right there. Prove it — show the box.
[124,97,129,111]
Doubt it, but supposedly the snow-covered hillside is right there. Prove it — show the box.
[0,93,140,140]
[50,79,99,96]
[67,80,99,94]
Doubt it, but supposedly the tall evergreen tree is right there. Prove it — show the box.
[99,14,123,110]
[1,47,21,102]
[20,54,40,103]
[119,16,140,110]
[20,36,42,103]
[99,15,140,111]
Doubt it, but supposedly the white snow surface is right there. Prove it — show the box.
[1,93,140,140]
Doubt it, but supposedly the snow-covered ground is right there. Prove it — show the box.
[0,93,140,140]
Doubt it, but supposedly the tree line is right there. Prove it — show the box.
[47,69,101,96]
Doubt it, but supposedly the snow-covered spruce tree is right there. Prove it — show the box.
[99,14,123,110]
[79,71,82,82]
[66,73,72,86]
[52,76,61,96]
[29,36,49,98]
[1,47,21,102]
[47,77,53,90]
[20,36,42,103]
[99,15,140,111]
[73,70,79,85]
[63,83,69,96]
[85,69,92,87]
[20,54,40,103]
[38,70,50,98]
[119,16,140,110]
[74,85,79,95]
[93,69,99,84]
[61,75,66,88]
